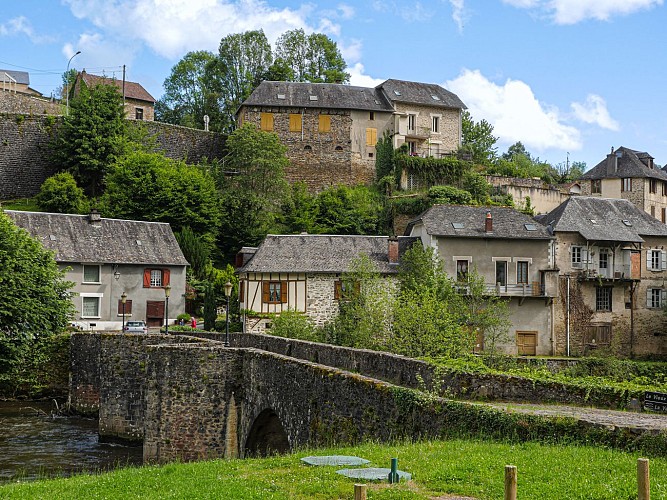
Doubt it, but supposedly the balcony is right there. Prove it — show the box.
[456,282,550,299]
[574,266,637,282]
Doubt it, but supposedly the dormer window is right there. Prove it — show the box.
[431,95,441,101]
[393,90,401,96]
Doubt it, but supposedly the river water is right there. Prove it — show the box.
[0,401,143,483]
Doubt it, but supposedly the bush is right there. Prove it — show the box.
[270,309,321,342]
[36,172,88,214]
[428,185,473,205]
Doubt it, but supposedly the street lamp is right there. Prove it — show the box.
[121,292,127,332]
[65,50,81,116]
[164,285,171,334]
[224,281,232,347]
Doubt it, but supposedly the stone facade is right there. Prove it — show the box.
[392,103,460,157]
[0,91,62,115]
[486,175,572,215]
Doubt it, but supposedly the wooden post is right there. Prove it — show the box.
[505,465,517,500]
[354,483,367,500]
[638,458,650,500]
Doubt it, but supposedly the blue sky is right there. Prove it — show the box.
[1,0,665,170]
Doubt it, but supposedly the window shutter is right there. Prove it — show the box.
[143,269,151,288]
[661,251,667,270]
[334,281,341,300]
[647,251,653,270]
[354,282,361,295]
[162,268,171,286]
[662,289,667,306]
[239,280,245,302]
[117,299,133,314]
[262,282,270,303]
[581,248,588,264]
[647,289,653,308]
[366,128,377,146]
[289,114,301,132]
[280,281,288,303]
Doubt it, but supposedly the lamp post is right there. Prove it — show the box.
[65,50,81,116]
[164,285,171,334]
[224,281,232,347]
[121,292,127,332]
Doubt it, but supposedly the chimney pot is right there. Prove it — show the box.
[388,237,399,264]
[88,209,101,224]
[485,211,493,233]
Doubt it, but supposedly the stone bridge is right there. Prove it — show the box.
[69,332,667,464]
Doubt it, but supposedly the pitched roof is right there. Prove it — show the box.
[377,79,467,110]
[581,147,667,181]
[240,81,394,112]
[78,70,156,103]
[540,197,667,243]
[238,234,419,274]
[0,69,30,85]
[405,205,552,240]
[5,211,188,265]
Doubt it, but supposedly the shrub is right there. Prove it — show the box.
[36,172,88,214]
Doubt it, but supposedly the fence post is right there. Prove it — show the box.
[638,458,650,500]
[354,483,367,500]
[505,465,517,500]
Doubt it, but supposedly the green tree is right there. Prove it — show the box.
[203,281,217,331]
[0,213,74,392]
[428,185,474,205]
[175,226,211,280]
[275,29,349,83]
[375,132,395,182]
[279,182,318,234]
[52,81,127,196]
[314,185,382,235]
[36,172,88,214]
[100,150,221,240]
[270,309,321,342]
[460,110,498,166]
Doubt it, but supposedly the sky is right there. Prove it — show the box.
[1,0,666,171]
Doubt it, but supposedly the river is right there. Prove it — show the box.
[0,401,143,483]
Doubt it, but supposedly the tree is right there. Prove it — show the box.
[314,185,382,235]
[279,182,318,234]
[36,172,88,214]
[175,226,211,280]
[0,213,74,389]
[203,282,217,331]
[375,132,395,182]
[51,80,127,196]
[460,110,498,166]
[275,29,349,83]
[428,185,473,205]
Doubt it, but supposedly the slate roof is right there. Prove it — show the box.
[405,205,552,240]
[377,79,467,110]
[581,147,667,181]
[540,197,667,243]
[238,234,419,274]
[0,69,30,85]
[240,81,394,112]
[78,71,156,103]
[5,211,188,265]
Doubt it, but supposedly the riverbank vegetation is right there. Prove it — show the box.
[1,438,665,499]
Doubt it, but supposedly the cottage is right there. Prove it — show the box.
[5,210,187,330]
[0,69,42,96]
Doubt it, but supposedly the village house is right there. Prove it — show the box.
[73,70,156,121]
[1,69,42,96]
[580,147,667,222]
[236,234,417,333]
[405,205,559,356]
[236,79,466,191]
[5,210,187,330]
[540,196,667,358]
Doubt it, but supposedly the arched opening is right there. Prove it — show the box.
[244,408,290,457]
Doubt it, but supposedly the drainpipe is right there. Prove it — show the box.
[566,274,571,357]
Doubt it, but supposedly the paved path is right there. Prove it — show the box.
[483,402,667,431]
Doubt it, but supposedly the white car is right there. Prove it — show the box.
[124,320,148,333]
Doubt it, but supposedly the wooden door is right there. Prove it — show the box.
[517,331,537,356]
[146,300,165,327]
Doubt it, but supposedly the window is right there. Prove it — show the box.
[647,288,666,309]
[369,111,375,120]
[596,287,612,311]
[135,108,143,120]
[650,179,657,194]
[260,112,274,131]
[495,261,507,286]
[591,180,601,194]
[663,182,667,196]
[143,268,171,288]
[571,246,587,267]
[647,249,666,271]
[588,324,611,344]
[663,208,666,224]
[407,141,417,155]
[289,113,302,132]
[517,261,529,284]
[117,299,133,315]
[262,281,287,304]
[651,205,656,218]
[334,280,360,300]
[599,249,609,270]
[83,265,100,283]
[366,127,377,146]
[408,114,416,132]
[431,116,439,133]
[318,114,331,133]
[622,178,631,192]
[82,296,100,318]
[456,260,469,281]
[304,145,312,151]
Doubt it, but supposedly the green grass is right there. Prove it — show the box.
[0,198,40,212]
[2,438,666,499]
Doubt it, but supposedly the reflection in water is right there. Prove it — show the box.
[0,401,143,482]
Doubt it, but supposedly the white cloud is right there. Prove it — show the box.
[339,39,363,64]
[0,16,54,43]
[446,68,581,151]
[337,4,355,19]
[317,18,341,37]
[347,62,384,87]
[371,1,432,22]
[571,94,619,131]
[63,33,137,74]
[449,0,467,32]
[503,0,663,24]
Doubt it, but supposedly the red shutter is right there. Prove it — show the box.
[162,268,171,286]
[280,281,288,303]
[118,299,133,314]
[262,282,270,303]
[143,269,151,288]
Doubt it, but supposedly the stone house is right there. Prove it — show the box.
[236,79,466,191]
[236,234,417,333]
[1,69,42,96]
[73,70,156,121]
[580,147,667,223]
[405,205,559,356]
[540,196,667,358]
[5,210,188,330]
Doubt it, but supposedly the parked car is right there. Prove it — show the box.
[124,320,148,333]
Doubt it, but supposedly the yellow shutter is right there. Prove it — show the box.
[366,127,377,146]
[319,114,331,133]
[289,113,302,132]
[260,112,274,131]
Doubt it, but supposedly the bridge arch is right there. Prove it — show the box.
[244,408,290,457]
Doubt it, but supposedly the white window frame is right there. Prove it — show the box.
[80,293,103,318]
[595,287,612,312]
[82,264,101,284]
[150,269,163,287]
[571,245,587,268]
[431,115,440,133]
[516,260,529,284]
[407,113,416,132]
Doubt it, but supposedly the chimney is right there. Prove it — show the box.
[606,147,619,175]
[388,237,399,265]
[485,211,493,233]
[88,208,101,225]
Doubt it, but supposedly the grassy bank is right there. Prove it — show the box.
[2,438,666,499]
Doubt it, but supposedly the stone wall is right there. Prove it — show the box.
[69,332,101,416]
[0,90,62,115]
[139,121,225,164]
[486,175,570,214]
